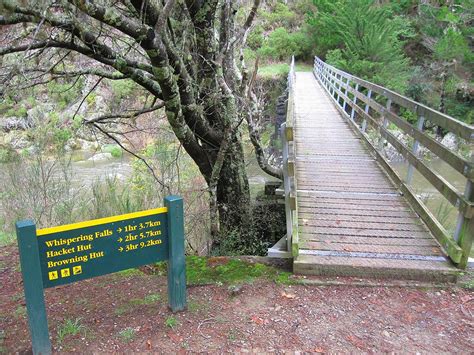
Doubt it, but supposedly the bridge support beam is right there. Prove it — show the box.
[406,115,425,184]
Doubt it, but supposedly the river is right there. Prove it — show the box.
[0,152,467,237]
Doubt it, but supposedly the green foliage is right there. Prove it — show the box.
[172,256,292,286]
[57,318,85,344]
[0,229,15,246]
[102,144,122,158]
[14,305,27,319]
[111,79,136,102]
[260,3,297,30]
[116,268,143,277]
[90,177,140,219]
[257,63,289,78]
[247,25,264,50]
[118,328,136,343]
[86,92,97,106]
[47,78,83,110]
[165,316,178,329]
[115,293,162,315]
[312,0,412,92]
[0,146,19,163]
[435,28,471,63]
[259,27,312,61]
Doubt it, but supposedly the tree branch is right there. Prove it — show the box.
[86,102,165,124]
[90,122,169,190]
[68,0,152,41]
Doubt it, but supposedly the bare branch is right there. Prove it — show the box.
[86,102,166,124]
[90,122,169,190]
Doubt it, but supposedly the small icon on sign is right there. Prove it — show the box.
[48,271,59,280]
[72,266,82,275]
[61,268,71,278]
[117,227,123,233]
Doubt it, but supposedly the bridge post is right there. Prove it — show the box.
[406,115,425,184]
[361,89,372,132]
[350,84,359,120]
[329,69,334,96]
[280,123,294,254]
[378,99,392,151]
[342,78,349,112]
[453,158,473,268]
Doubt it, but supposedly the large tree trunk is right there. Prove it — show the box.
[216,135,251,232]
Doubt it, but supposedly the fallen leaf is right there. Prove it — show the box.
[347,334,365,349]
[281,292,296,299]
[146,340,152,350]
[314,347,325,353]
[250,315,268,325]
[167,332,182,343]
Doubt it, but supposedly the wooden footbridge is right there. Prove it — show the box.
[270,57,473,282]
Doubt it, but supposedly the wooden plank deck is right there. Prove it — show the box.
[292,72,458,282]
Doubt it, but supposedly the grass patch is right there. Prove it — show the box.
[14,305,26,319]
[295,63,313,72]
[118,327,136,343]
[0,230,15,247]
[114,293,162,315]
[165,316,178,329]
[57,318,85,344]
[257,62,313,78]
[102,144,122,158]
[155,256,295,286]
[258,63,289,78]
[460,271,474,289]
[116,268,143,277]
[187,299,210,313]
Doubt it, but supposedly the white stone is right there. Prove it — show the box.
[440,132,459,151]
[87,152,113,162]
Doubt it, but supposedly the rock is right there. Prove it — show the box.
[0,116,32,131]
[4,131,29,149]
[65,139,83,151]
[87,152,113,162]
[228,284,244,296]
[27,104,54,123]
[63,100,88,118]
[440,133,458,151]
[77,139,100,151]
[382,330,390,338]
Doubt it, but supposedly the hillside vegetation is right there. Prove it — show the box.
[251,0,473,125]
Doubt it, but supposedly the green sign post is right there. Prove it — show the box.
[16,196,186,355]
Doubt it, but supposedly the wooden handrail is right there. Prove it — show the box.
[313,56,473,268]
[281,56,299,257]
[315,58,474,141]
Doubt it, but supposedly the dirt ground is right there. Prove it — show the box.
[1,244,473,353]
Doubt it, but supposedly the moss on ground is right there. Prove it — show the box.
[154,256,294,286]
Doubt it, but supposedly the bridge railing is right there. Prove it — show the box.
[281,56,299,257]
[313,56,473,268]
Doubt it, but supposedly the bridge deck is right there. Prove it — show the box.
[292,72,458,282]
